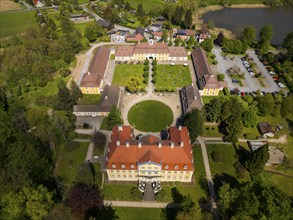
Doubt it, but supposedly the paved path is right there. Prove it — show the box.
[197,137,218,218]
[104,200,179,208]
[85,142,94,162]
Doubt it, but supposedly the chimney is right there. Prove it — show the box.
[180,141,184,147]
[179,126,182,130]
[171,142,174,148]
[116,140,120,146]
[158,142,162,148]
[126,142,129,147]
[138,142,142,148]
[88,71,90,75]
[118,125,123,131]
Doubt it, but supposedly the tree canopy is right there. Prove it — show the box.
[184,109,204,142]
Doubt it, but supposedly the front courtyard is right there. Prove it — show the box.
[153,64,192,91]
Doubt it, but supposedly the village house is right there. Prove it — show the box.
[110,29,130,42]
[198,28,211,43]
[149,21,163,32]
[33,0,44,7]
[257,122,275,138]
[97,19,114,30]
[173,28,196,41]
[105,125,194,183]
[126,26,145,42]
[115,41,188,61]
[80,46,110,94]
[73,85,120,117]
[152,31,170,42]
[191,47,226,96]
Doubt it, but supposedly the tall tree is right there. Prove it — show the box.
[257,93,274,116]
[259,23,273,43]
[242,110,257,127]
[70,80,82,104]
[205,98,222,122]
[54,81,73,111]
[246,144,269,178]
[172,6,185,26]
[223,114,243,143]
[184,109,204,142]
[241,25,256,46]
[200,38,214,52]
[183,9,193,29]
[136,3,145,17]
[282,31,293,61]
[106,105,123,130]
[68,184,103,219]
[281,94,293,118]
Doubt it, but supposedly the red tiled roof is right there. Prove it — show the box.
[186,29,196,36]
[106,126,194,171]
[133,42,169,54]
[80,46,110,87]
[169,47,188,57]
[126,33,144,42]
[115,45,134,56]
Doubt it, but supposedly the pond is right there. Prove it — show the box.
[202,7,293,45]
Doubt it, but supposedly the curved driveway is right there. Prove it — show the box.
[121,93,181,135]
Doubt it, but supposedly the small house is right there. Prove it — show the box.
[126,26,145,42]
[97,19,114,31]
[33,0,44,8]
[198,28,211,43]
[257,122,275,138]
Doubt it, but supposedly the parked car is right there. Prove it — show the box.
[269,71,275,75]
[232,79,239,83]
[241,92,245,97]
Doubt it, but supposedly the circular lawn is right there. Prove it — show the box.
[128,100,173,132]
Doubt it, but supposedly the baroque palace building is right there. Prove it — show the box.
[105,125,194,183]
[115,41,188,61]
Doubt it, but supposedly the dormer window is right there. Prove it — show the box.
[121,164,125,168]
[174,165,178,169]
[165,165,169,169]
[184,165,188,170]
[112,164,116,168]
[131,164,134,169]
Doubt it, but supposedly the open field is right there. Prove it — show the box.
[0,11,38,38]
[155,65,192,89]
[55,142,89,184]
[112,64,145,87]
[0,0,23,12]
[128,100,173,132]
[115,207,162,220]
[127,0,166,11]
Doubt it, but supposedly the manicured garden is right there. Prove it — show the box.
[128,100,173,132]
[0,11,37,38]
[112,64,146,88]
[153,65,192,91]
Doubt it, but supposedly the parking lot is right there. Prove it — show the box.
[213,48,280,93]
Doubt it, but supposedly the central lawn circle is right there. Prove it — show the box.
[128,100,173,132]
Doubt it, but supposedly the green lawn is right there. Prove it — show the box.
[112,64,145,87]
[155,65,192,89]
[127,0,166,11]
[204,126,222,137]
[78,0,89,4]
[270,174,293,197]
[74,21,95,36]
[103,183,141,201]
[55,142,89,185]
[206,144,250,187]
[77,94,101,105]
[0,11,38,38]
[128,100,173,132]
[115,207,162,220]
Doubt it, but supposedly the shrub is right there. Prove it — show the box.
[144,59,149,65]
[211,151,221,163]
[212,60,218,65]
[60,69,71,77]
[143,71,149,78]
[233,161,246,179]
[152,66,157,71]
[152,60,157,65]
[144,65,149,71]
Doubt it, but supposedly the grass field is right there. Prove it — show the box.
[270,174,293,197]
[204,125,222,137]
[103,183,141,201]
[0,11,38,38]
[115,207,162,220]
[155,65,192,89]
[205,0,263,4]
[112,64,145,87]
[127,0,166,11]
[0,0,23,12]
[206,144,250,189]
[128,100,173,132]
[77,94,101,105]
[78,0,89,4]
[55,142,89,184]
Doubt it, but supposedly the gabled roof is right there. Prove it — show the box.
[135,26,145,37]
[97,85,120,112]
[133,42,169,54]
[80,46,110,87]
[258,122,274,135]
[169,47,188,57]
[180,85,202,114]
[97,19,112,28]
[73,105,99,113]
[115,45,134,56]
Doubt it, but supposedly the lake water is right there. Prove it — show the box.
[202,7,293,45]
